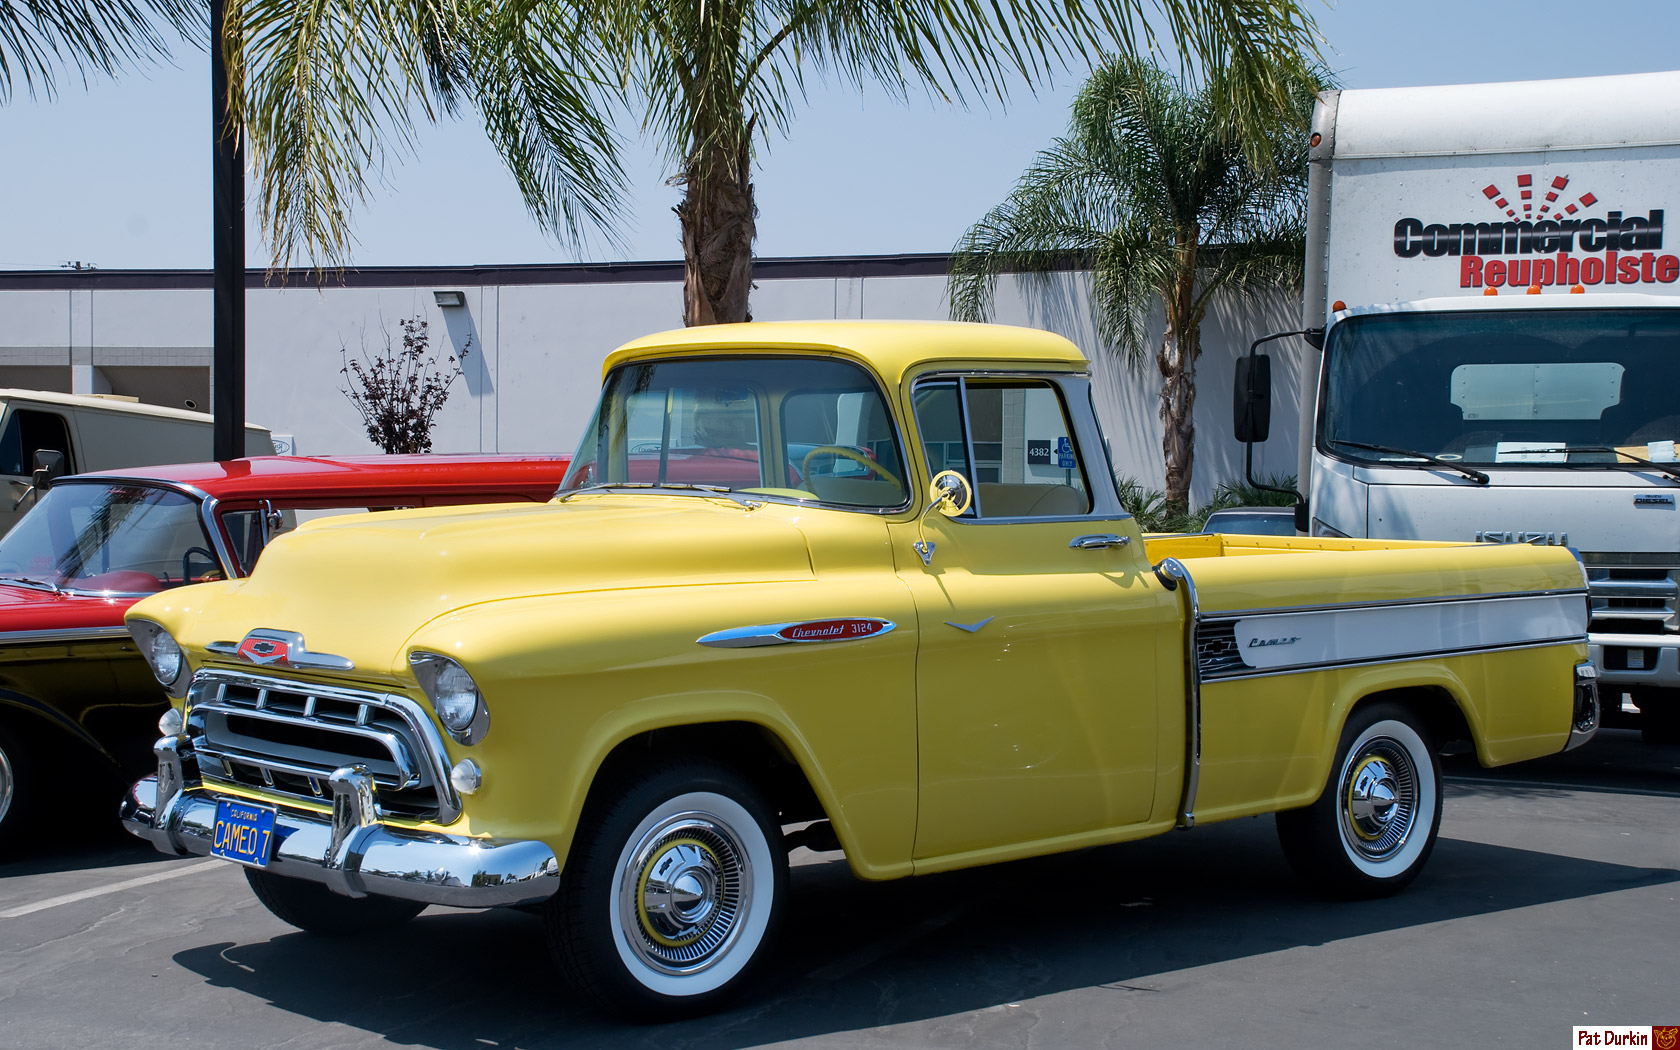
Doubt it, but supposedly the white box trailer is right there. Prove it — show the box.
[1236,70,1680,742]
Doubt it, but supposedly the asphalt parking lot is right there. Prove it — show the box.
[2,729,1675,1050]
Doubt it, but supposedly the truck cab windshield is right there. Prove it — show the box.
[559,356,910,509]
[1321,308,1680,469]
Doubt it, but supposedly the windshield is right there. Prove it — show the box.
[1321,308,1680,467]
[0,482,222,596]
[559,355,909,509]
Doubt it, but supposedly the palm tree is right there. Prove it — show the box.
[586,0,1325,326]
[221,0,1322,323]
[948,55,1318,513]
[222,0,625,269]
[1,0,200,102]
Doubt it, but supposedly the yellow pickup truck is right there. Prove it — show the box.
[119,321,1600,1016]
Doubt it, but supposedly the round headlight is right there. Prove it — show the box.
[410,652,489,745]
[129,620,188,696]
[148,632,184,685]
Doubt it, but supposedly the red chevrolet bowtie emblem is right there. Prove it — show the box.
[237,637,290,665]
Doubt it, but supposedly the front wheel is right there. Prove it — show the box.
[0,725,34,855]
[1277,703,1443,898]
[545,763,787,1018]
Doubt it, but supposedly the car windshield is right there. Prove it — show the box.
[1321,308,1680,468]
[559,356,909,509]
[0,481,222,596]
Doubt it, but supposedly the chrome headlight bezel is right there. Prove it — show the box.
[410,652,489,745]
[129,619,190,699]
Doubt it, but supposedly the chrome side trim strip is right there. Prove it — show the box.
[1157,558,1201,830]
[0,626,131,645]
[1200,635,1591,683]
[1198,586,1589,621]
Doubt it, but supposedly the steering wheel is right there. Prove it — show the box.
[182,546,222,583]
[801,446,900,484]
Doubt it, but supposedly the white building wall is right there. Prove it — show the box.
[0,263,1307,507]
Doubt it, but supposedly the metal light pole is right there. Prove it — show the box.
[210,0,246,462]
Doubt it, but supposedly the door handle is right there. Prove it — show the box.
[1069,533,1130,550]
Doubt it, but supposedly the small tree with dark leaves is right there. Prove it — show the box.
[340,318,470,453]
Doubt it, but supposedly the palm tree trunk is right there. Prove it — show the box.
[675,125,757,326]
[1158,248,1201,514]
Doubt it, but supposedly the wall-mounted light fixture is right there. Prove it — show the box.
[433,290,467,308]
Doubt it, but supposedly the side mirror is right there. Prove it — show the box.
[31,449,67,492]
[1233,355,1272,444]
[928,470,973,518]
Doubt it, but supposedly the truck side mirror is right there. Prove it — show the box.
[31,449,67,492]
[1233,355,1272,444]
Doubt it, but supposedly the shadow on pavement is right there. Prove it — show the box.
[1444,727,1680,797]
[0,788,160,876]
[169,817,1679,1050]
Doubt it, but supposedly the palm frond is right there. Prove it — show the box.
[0,0,204,103]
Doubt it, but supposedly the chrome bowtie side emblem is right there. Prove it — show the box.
[944,617,994,633]
[207,628,356,671]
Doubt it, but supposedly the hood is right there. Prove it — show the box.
[0,581,133,634]
[146,495,817,675]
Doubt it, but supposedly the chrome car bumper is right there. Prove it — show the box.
[1565,662,1601,752]
[1588,632,1680,689]
[120,736,559,908]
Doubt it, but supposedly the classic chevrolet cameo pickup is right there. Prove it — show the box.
[119,322,1600,1016]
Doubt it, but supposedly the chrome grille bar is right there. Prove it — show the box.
[185,669,460,824]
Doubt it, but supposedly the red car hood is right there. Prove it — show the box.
[0,583,138,634]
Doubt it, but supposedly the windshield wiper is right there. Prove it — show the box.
[1509,447,1680,484]
[0,575,62,594]
[1330,440,1491,485]
[559,482,763,509]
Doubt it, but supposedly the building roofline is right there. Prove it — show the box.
[0,252,1085,291]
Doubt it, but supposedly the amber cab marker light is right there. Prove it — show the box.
[1571,284,1586,293]
[1484,287,1499,296]
[1331,300,1346,312]
[1310,132,1322,147]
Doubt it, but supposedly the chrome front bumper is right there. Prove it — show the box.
[120,736,559,908]
[1588,632,1680,690]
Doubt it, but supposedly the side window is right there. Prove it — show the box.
[0,410,73,477]
[914,378,1091,518]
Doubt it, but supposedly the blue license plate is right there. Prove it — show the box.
[211,799,277,867]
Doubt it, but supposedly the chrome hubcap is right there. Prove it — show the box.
[1340,740,1418,860]
[620,813,753,975]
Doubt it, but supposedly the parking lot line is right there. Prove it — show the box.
[0,859,226,920]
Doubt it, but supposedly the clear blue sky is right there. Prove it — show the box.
[2,1,1677,271]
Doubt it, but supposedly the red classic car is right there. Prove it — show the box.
[0,455,567,851]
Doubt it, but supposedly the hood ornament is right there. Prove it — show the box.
[207,628,355,671]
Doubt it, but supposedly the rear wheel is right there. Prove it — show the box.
[545,762,786,1018]
[244,869,426,935]
[1277,702,1443,898]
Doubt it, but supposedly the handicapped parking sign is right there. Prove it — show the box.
[1055,436,1077,469]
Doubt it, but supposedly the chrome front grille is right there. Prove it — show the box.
[1586,566,1680,635]
[186,670,459,823]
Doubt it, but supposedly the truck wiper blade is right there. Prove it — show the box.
[1514,447,1680,483]
[0,575,62,594]
[1330,441,1490,485]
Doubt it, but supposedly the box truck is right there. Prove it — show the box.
[1235,70,1680,742]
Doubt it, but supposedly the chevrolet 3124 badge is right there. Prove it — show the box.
[119,322,1600,1016]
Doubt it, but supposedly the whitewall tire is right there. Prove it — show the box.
[547,763,786,1017]
[1277,702,1443,898]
